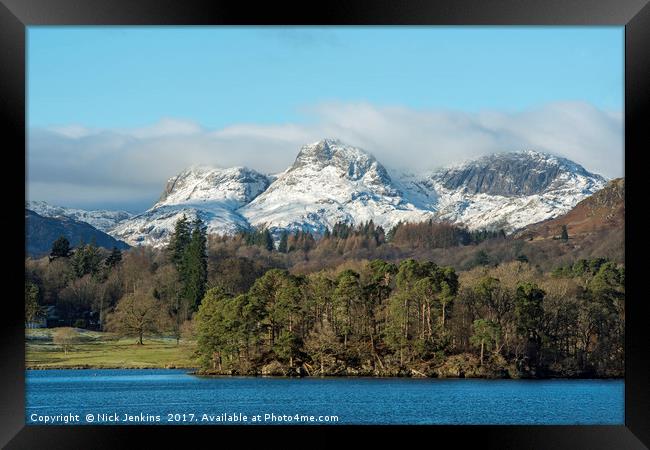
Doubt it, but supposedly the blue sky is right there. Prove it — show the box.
[27,27,624,211]
[28,26,623,129]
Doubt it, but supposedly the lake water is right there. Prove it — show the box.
[25,369,624,425]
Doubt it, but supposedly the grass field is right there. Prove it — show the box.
[26,328,199,369]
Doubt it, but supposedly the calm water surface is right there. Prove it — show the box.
[26,369,623,425]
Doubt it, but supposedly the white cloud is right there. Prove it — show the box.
[28,101,623,212]
[128,118,204,139]
[46,124,97,139]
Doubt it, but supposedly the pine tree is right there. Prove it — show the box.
[168,215,191,268]
[470,319,501,366]
[182,217,208,311]
[25,281,43,326]
[386,222,400,242]
[71,241,102,278]
[278,231,288,253]
[49,236,71,260]
[263,229,274,251]
[105,246,123,268]
[272,278,302,367]
[515,282,545,365]
[332,270,362,348]
[560,225,569,242]
[167,215,208,313]
[475,249,490,267]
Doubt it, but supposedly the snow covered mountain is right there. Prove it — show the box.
[35,140,608,248]
[407,150,608,233]
[155,165,272,208]
[240,139,434,235]
[110,166,271,247]
[26,200,132,233]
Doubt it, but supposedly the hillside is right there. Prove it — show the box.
[26,209,130,257]
[514,178,624,241]
[27,200,132,233]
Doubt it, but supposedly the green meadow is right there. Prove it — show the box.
[26,328,198,369]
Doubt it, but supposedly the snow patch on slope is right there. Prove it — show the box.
[111,166,271,247]
[407,150,608,232]
[26,200,132,233]
[240,139,434,235]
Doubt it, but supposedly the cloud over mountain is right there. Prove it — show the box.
[27,101,622,211]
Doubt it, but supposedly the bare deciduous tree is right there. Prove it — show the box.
[106,288,168,345]
[52,327,79,354]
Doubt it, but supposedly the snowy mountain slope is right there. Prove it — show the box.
[514,177,624,240]
[26,200,132,233]
[155,165,271,209]
[37,141,609,248]
[110,166,271,247]
[109,204,250,248]
[239,139,435,235]
[406,150,608,233]
[429,150,605,197]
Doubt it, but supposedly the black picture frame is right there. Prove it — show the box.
[2,0,648,448]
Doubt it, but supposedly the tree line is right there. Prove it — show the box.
[194,256,623,378]
[227,220,504,254]
[25,217,624,378]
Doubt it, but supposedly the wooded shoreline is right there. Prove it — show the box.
[26,218,625,381]
[25,365,623,380]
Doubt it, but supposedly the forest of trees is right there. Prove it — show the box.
[25,218,625,378]
[194,257,624,378]
[25,216,207,344]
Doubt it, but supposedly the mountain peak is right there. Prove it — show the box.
[291,138,390,182]
[112,165,271,247]
[431,150,606,197]
[295,138,363,162]
[156,165,271,208]
[316,137,343,147]
[241,139,426,235]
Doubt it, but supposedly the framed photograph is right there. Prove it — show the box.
[3,0,648,447]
